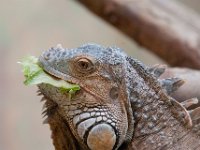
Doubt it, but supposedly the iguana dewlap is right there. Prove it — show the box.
[37,44,200,150]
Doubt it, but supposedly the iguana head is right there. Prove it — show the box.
[38,44,134,150]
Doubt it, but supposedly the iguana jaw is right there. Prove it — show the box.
[38,55,80,86]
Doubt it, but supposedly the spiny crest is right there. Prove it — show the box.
[148,64,166,78]
[127,57,193,128]
[127,57,183,97]
[148,62,200,133]
[159,78,185,95]
[37,90,57,124]
[148,64,184,94]
[146,64,186,95]
[181,98,198,109]
[181,98,200,135]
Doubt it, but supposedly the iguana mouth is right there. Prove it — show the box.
[38,56,77,84]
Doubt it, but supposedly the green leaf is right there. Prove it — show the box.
[19,56,80,92]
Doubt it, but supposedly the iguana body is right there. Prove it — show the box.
[37,44,200,150]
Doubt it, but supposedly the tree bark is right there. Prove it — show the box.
[77,0,200,69]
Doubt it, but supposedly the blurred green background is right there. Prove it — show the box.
[0,0,199,150]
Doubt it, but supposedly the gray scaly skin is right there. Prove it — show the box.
[37,44,200,150]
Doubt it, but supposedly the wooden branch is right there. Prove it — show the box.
[77,0,200,69]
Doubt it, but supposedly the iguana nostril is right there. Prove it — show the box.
[44,52,51,60]
[87,124,116,150]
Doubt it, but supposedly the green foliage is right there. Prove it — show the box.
[19,56,80,92]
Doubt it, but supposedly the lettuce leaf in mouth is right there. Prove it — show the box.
[19,56,80,93]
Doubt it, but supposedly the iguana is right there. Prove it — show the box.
[35,44,200,150]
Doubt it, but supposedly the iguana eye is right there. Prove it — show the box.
[75,58,95,74]
[77,58,90,69]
